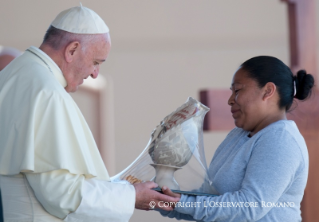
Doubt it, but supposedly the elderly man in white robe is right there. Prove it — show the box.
[0,5,178,222]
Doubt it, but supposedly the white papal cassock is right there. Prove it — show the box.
[0,46,135,222]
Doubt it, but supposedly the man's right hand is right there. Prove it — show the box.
[133,181,180,211]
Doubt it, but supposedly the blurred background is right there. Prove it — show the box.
[1,0,318,221]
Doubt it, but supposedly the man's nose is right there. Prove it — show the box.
[90,66,99,79]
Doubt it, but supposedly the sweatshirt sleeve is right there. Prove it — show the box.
[172,130,304,222]
[25,169,136,222]
[158,208,197,221]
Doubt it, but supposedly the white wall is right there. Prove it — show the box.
[1,0,310,221]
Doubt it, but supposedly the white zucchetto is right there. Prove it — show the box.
[51,3,109,34]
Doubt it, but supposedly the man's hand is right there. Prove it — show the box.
[133,181,180,211]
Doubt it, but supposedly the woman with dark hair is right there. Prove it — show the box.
[160,56,314,221]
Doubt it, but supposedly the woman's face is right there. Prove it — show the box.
[228,68,266,133]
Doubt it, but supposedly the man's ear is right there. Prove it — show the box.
[263,82,276,101]
[64,41,81,63]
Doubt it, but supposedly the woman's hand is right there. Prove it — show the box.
[133,182,180,211]
[161,186,181,199]
[161,186,181,209]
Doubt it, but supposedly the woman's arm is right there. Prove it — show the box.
[171,130,304,221]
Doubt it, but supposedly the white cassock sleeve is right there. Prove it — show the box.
[25,170,136,222]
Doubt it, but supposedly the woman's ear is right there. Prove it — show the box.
[64,41,80,63]
[263,82,276,101]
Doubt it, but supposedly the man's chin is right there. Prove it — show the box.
[64,85,78,93]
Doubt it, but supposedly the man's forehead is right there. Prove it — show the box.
[92,41,111,60]
[92,34,111,48]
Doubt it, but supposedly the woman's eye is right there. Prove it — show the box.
[235,89,240,94]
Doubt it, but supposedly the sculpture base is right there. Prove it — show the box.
[150,164,182,190]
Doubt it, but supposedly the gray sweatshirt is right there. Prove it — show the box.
[160,120,308,222]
